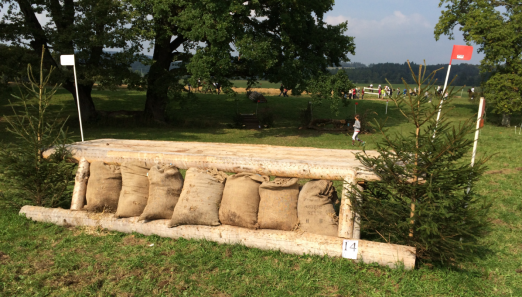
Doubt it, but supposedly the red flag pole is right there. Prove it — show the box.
[434,45,473,138]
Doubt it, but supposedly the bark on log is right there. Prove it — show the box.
[338,172,356,238]
[71,158,90,211]
[43,139,380,181]
[19,206,416,269]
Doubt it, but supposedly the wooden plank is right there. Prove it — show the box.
[19,206,416,269]
[43,139,379,181]
[70,158,89,211]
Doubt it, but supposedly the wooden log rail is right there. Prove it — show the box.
[19,206,416,270]
[33,139,416,268]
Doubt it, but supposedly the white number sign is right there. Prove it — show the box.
[342,240,359,259]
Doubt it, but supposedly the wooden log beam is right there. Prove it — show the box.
[70,158,89,211]
[20,206,416,270]
[338,172,356,238]
[43,139,379,181]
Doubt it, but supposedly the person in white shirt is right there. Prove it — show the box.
[471,87,475,100]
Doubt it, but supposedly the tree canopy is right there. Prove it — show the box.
[434,0,522,126]
[129,0,355,121]
[0,0,143,120]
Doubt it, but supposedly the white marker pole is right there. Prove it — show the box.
[467,97,485,194]
[386,100,388,114]
[61,55,84,142]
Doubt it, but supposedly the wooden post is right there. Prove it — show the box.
[70,158,89,210]
[352,184,364,240]
[338,171,357,238]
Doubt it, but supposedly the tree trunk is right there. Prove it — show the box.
[143,34,173,122]
[63,81,97,122]
[501,113,510,127]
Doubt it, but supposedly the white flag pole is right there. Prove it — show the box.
[433,64,452,138]
[470,97,485,168]
[386,100,388,114]
[467,97,485,194]
[61,55,84,142]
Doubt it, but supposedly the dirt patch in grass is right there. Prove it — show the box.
[72,226,113,237]
[490,219,510,227]
[486,168,522,175]
[0,251,9,261]
[122,235,148,246]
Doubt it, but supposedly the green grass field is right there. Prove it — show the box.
[1,88,521,296]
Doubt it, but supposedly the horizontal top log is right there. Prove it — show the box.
[43,139,379,181]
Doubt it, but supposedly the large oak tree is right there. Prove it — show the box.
[434,0,522,126]
[131,0,355,122]
[0,0,142,121]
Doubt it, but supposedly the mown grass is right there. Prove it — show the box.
[1,88,521,296]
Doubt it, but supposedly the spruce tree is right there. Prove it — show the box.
[350,62,491,265]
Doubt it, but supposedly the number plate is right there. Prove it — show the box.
[342,240,359,259]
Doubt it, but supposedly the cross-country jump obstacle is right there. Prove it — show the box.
[20,139,416,269]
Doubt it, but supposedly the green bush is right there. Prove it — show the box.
[0,47,75,209]
[350,62,491,266]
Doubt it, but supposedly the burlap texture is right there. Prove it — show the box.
[297,180,338,236]
[139,164,184,221]
[258,177,299,231]
[84,161,122,212]
[169,168,227,227]
[219,173,269,229]
[115,161,151,218]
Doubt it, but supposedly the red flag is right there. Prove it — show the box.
[450,45,473,64]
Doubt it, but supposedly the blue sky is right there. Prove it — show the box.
[325,0,484,65]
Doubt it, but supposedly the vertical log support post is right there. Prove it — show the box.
[338,170,361,239]
[71,158,90,210]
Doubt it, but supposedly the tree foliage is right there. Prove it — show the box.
[128,0,355,121]
[0,0,143,120]
[435,0,522,126]
[306,70,354,116]
[0,47,75,209]
[350,62,491,265]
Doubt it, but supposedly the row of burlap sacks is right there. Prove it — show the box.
[84,161,339,237]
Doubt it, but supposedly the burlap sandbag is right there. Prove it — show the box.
[219,173,269,229]
[84,161,122,212]
[297,180,339,236]
[258,177,299,231]
[115,161,151,218]
[169,168,227,227]
[139,164,184,221]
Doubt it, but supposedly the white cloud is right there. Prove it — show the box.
[326,11,431,36]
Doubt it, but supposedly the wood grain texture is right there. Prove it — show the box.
[71,158,90,211]
[43,139,378,181]
[19,206,416,269]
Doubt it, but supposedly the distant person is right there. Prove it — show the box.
[437,85,441,95]
[284,87,289,97]
[361,88,365,100]
[444,92,449,100]
[403,89,407,95]
[216,82,221,95]
[187,83,191,92]
[279,84,284,96]
[353,88,357,99]
[470,87,475,100]
[351,114,365,146]
[378,87,382,99]
[397,88,401,96]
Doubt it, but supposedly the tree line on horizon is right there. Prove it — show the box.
[331,62,488,87]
